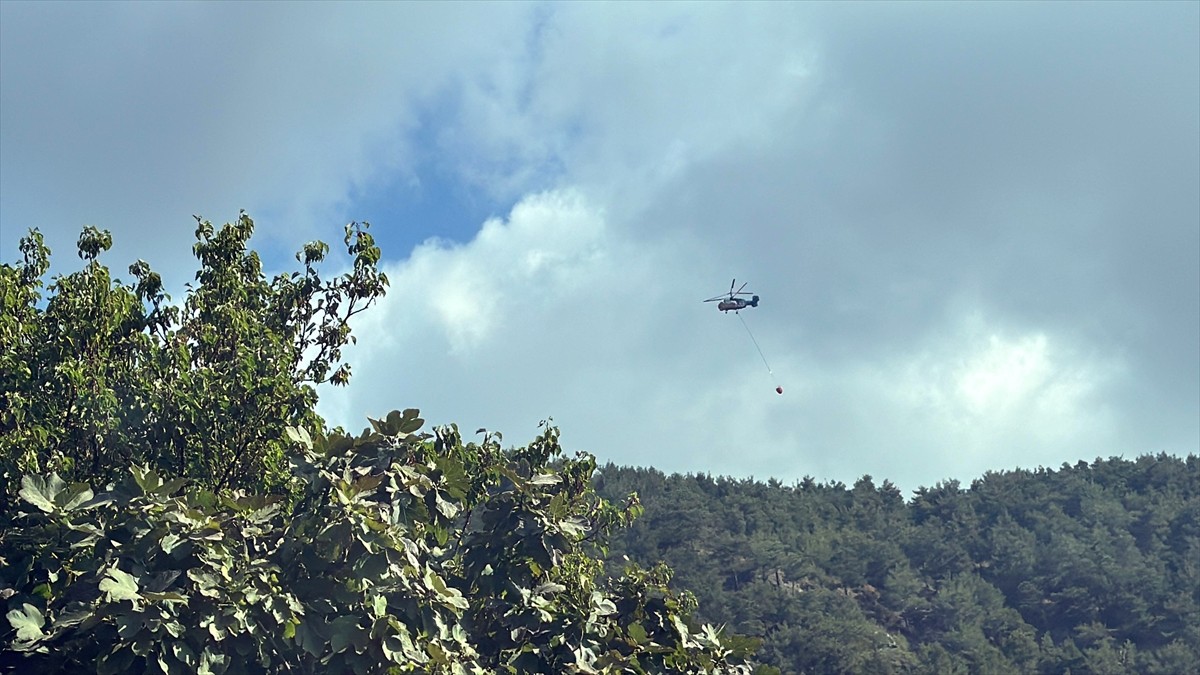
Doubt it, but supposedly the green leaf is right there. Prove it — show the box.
[98,647,136,675]
[559,518,587,537]
[58,482,95,512]
[627,622,649,645]
[329,615,365,654]
[157,651,177,675]
[294,619,325,656]
[115,612,143,640]
[172,641,197,668]
[285,425,312,448]
[55,607,92,630]
[99,566,142,603]
[398,408,425,434]
[383,410,405,436]
[592,593,617,617]
[19,474,65,513]
[154,478,188,496]
[131,464,162,494]
[198,647,229,675]
[6,603,45,643]
[77,492,116,511]
[534,582,567,596]
[671,615,690,641]
[161,533,182,554]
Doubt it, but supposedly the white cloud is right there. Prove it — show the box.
[321,188,1123,492]
[379,189,606,356]
[955,333,1055,416]
[796,314,1124,487]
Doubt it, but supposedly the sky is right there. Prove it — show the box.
[2,1,1197,494]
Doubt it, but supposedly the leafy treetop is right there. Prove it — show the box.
[0,213,388,495]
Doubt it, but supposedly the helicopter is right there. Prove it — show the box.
[704,279,760,313]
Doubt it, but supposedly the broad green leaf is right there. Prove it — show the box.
[55,607,92,630]
[58,482,95,512]
[285,425,312,448]
[592,595,617,617]
[434,493,459,519]
[197,647,229,675]
[131,464,162,494]
[115,612,143,640]
[383,409,405,436]
[699,623,722,648]
[534,582,566,596]
[160,533,182,553]
[671,615,690,640]
[294,619,325,656]
[627,622,649,645]
[172,641,197,668]
[157,652,177,675]
[100,566,141,603]
[559,518,587,537]
[382,635,405,663]
[155,478,188,496]
[19,474,64,513]
[329,615,365,654]
[398,408,425,434]
[6,603,45,643]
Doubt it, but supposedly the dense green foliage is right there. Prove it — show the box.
[0,215,387,495]
[1,221,754,673]
[2,411,754,673]
[596,456,1200,674]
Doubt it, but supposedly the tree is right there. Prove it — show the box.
[0,214,388,496]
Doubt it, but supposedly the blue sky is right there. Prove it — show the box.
[2,1,1197,493]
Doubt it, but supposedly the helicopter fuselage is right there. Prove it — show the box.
[717,295,759,312]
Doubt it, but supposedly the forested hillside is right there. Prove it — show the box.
[595,455,1200,674]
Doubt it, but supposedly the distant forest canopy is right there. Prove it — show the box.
[594,453,1200,675]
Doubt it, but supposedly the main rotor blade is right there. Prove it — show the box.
[735,281,748,295]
